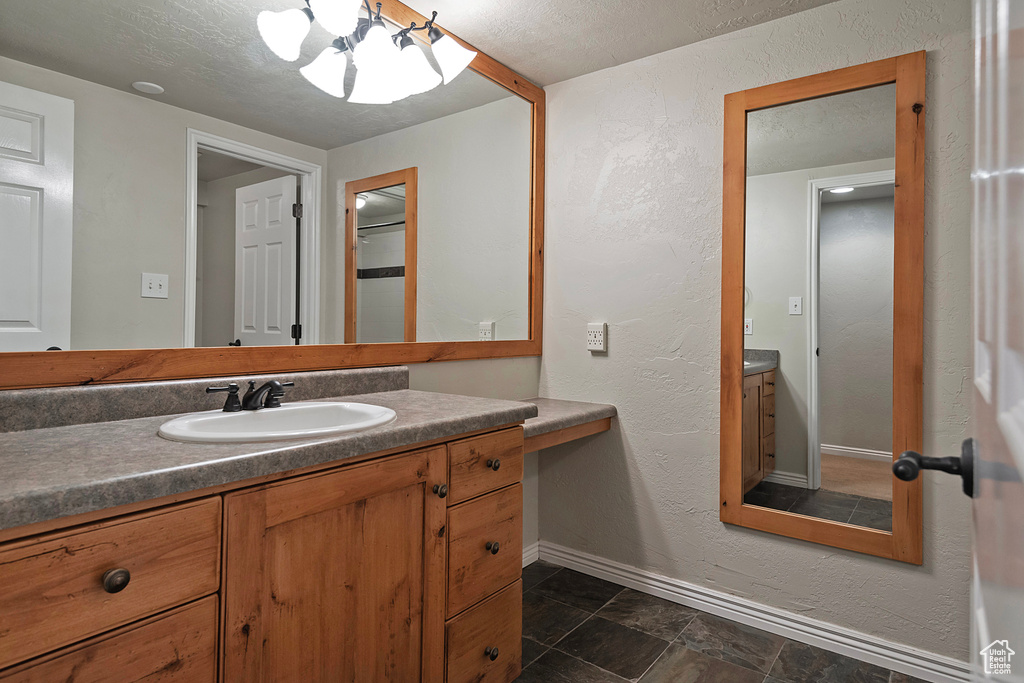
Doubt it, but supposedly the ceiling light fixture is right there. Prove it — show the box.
[829,187,855,194]
[356,194,368,209]
[258,1,475,104]
[131,81,165,95]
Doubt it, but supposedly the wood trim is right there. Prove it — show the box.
[719,53,925,563]
[1,0,545,390]
[523,417,611,452]
[344,167,418,344]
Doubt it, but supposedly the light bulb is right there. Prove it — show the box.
[429,32,476,84]
[829,187,855,194]
[300,47,349,98]
[356,195,367,209]
[257,8,312,62]
[395,41,441,98]
[309,0,362,37]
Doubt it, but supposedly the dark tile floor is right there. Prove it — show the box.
[517,561,924,683]
[743,481,893,531]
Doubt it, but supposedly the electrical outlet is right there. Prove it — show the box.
[587,322,607,352]
[744,318,753,335]
[478,321,495,341]
[789,296,803,315]
[141,273,169,299]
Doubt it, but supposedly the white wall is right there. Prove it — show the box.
[0,56,327,350]
[539,0,972,659]
[744,158,894,476]
[819,196,894,453]
[324,96,532,344]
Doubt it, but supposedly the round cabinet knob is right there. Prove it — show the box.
[486,459,501,471]
[485,541,500,555]
[432,484,448,499]
[102,568,131,594]
[485,646,500,661]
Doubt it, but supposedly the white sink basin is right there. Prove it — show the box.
[158,402,397,444]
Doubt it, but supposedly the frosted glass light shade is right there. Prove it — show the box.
[309,0,362,37]
[300,47,348,98]
[351,23,399,70]
[396,42,442,98]
[257,8,312,62]
[348,62,395,104]
[349,22,403,104]
[430,34,476,84]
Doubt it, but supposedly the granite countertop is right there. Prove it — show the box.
[0,389,537,532]
[522,397,616,438]
[744,349,780,376]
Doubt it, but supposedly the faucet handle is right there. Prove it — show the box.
[264,381,295,409]
[206,383,242,412]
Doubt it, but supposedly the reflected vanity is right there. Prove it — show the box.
[720,54,926,562]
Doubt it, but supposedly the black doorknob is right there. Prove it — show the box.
[432,484,448,499]
[486,458,501,471]
[893,438,976,497]
[485,646,499,661]
[102,568,131,593]
[485,541,500,555]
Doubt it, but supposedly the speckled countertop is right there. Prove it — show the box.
[744,349,780,376]
[522,397,616,438]
[0,389,537,532]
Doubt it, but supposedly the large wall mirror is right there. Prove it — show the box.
[0,0,543,389]
[720,53,925,563]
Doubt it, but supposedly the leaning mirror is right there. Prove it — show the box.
[720,54,925,563]
[0,0,543,389]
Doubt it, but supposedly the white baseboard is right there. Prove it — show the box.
[762,470,809,488]
[537,541,970,683]
[522,541,539,568]
[821,444,893,462]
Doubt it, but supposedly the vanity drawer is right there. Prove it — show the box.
[762,370,776,396]
[448,427,524,504]
[0,498,221,669]
[447,484,522,616]
[0,596,218,682]
[762,393,775,436]
[446,581,522,683]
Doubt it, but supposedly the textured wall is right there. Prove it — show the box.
[819,196,895,453]
[538,0,972,658]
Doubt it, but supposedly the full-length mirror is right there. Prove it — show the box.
[721,53,925,562]
[0,0,543,388]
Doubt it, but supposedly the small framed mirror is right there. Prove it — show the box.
[720,53,926,563]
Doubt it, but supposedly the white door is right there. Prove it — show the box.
[0,81,73,351]
[234,175,297,347]
[971,1,1024,679]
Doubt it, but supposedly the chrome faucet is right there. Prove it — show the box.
[241,380,295,411]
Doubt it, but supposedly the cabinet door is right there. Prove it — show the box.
[222,447,447,682]
[742,374,763,492]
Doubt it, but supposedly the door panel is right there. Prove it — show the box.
[0,81,73,352]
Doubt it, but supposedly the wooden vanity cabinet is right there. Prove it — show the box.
[742,369,776,492]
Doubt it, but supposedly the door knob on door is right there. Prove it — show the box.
[893,438,976,497]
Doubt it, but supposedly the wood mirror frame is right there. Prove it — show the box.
[719,52,925,563]
[0,0,544,390]
[344,167,419,344]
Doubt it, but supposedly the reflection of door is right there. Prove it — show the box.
[0,81,74,352]
[971,3,1024,677]
[234,176,297,347]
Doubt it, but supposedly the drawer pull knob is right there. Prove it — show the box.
[432,484,448,499]
[485,646,500,661]
[486,458,501,471]
[766,381,775,386]
[102,568,131,594]
[767,412,775,418]
[485,541,500,555]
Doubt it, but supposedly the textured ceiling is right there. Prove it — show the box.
[197,148,265,182]
[0,0,843,150]
[747,84,896,176]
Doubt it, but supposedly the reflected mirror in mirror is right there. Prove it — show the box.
[0,1,532,352]
[354,182,411,343]
[742,84,897,531]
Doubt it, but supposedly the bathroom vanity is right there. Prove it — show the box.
[742,366,777,492]
[0,368,615,682]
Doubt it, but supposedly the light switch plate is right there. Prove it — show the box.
[587,322,607,352]
[789,297,803,315]
[478,321,495,341]
[141,273,169,299]
[744,318,753,335]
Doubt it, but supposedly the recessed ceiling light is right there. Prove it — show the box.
[356,194,367,209]
[132,81,165,95]
[829,187,855,194]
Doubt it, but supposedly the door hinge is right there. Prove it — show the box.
[292,202,303,219]
[291,324,302,340]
